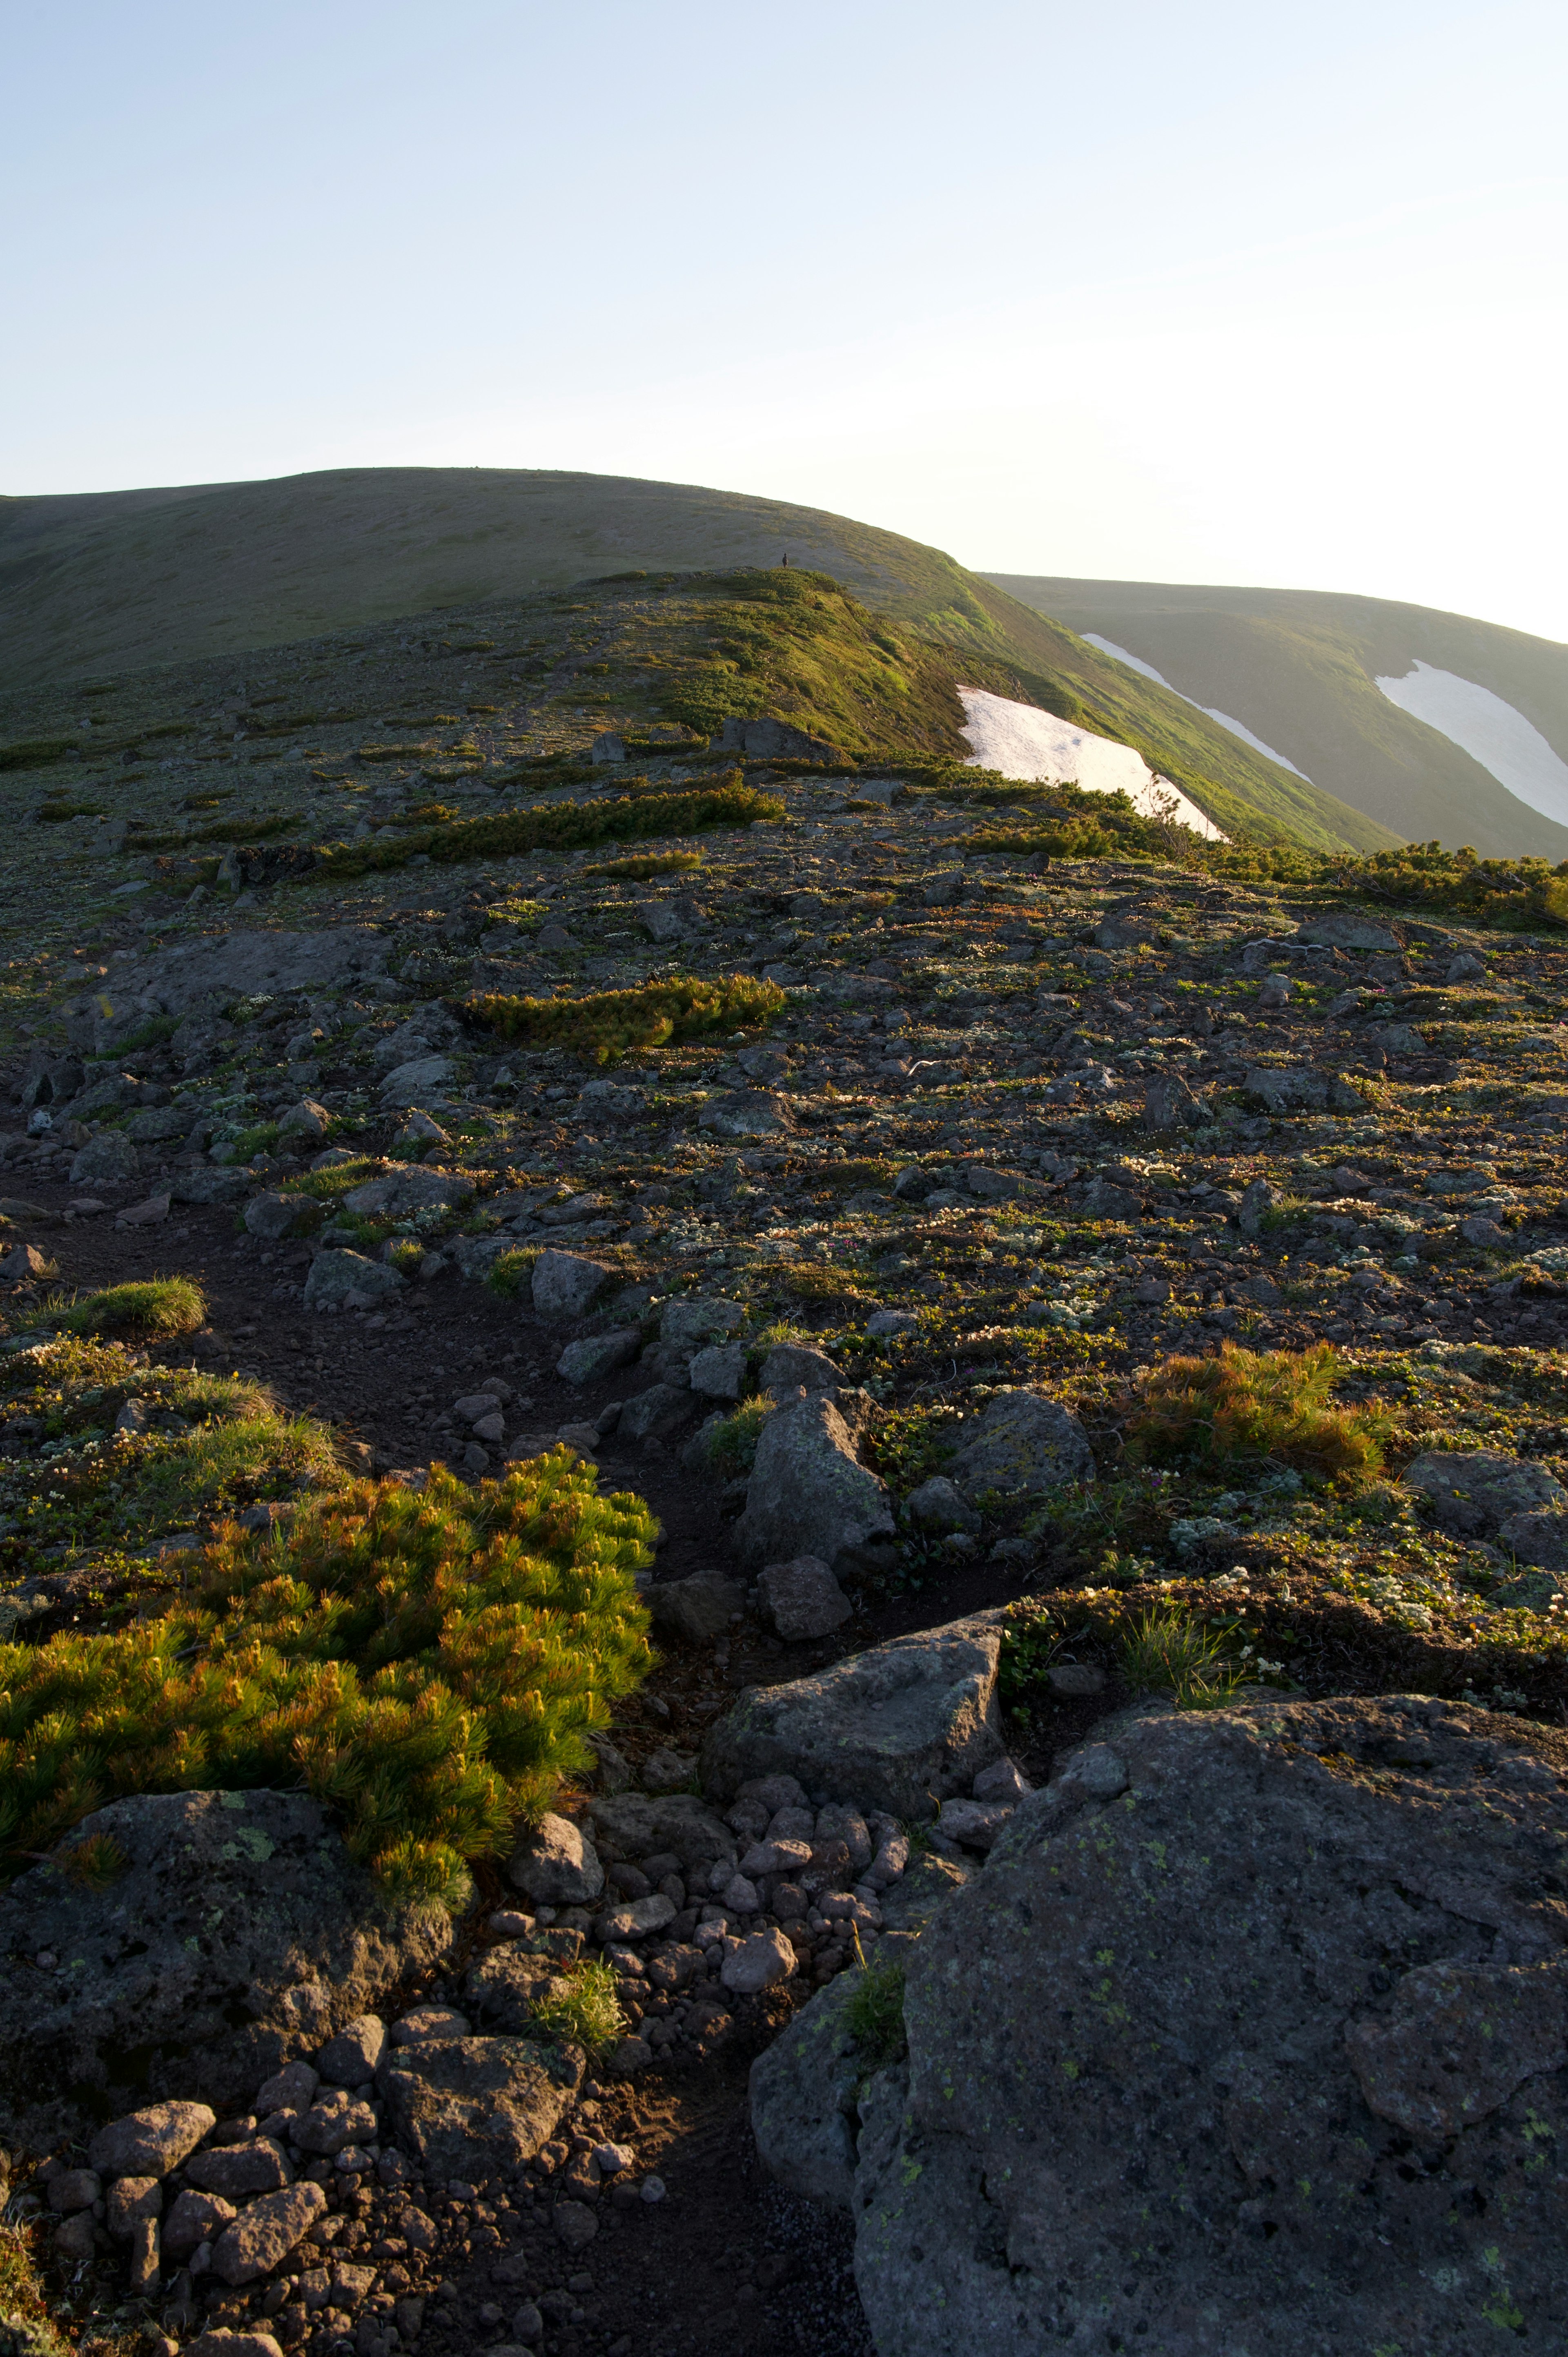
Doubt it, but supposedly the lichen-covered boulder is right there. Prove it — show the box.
[943,1388,1094,1505]
[1402,1449,1568,1537]
[852,1694,1568,2357]
[0,1791,458,2153]
[377,2035,582,2179]
[701,1613,1007,1819]
[732,1395,895,1577]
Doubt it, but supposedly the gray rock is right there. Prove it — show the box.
[379,1055,456,1101]
[211,2182,327,2284]
[292,2089,378,2154]
[853,1693,1568,2357]
[276,1099,331,1142]
[531,1250,614,1318]
[185,2334,284,2357]
[701,1611,1007,1818]
[506,1812,605,1905]
[344,1168,475,1218]
[944,1388,1094,1504]
[689,1340,747,1400]
[170,1166,253,1205]
[0,1791,455,2153]
[1499,1507,1568,1571]
[721,1928,797,1994]
[697,1089,795,1139]
[302,1248,408,1310]
[89,2099,215,2179]
[108,927,388,1017]
[647,1567,746,1642]
[556,1329,641,1386]
[186,2141,292,2199]
[244,1191,324,1242]
[659,1295,745,1351]
[379,2037,584,2179]
[553,2199,599,2252]
[49,2166,103,2215]
[128,1105,194,1143]
[733,1394,895,1577]
[757,1555,852,1641]
[316,2012,386,2086]
[1142,1072,1212,1131]
[599,1893,677,1942]
[163,2188,237,2257]
[936,1796,1014,1850]
[865,1309,920,1337]
[1367,1021,1427,1054]
[1491,1569,1568,1612]
[1243,1063,1330,1113]
[463,1948,573,2033]
[751,1933,919,2209]
[1080,1176,1141,1219]
[1402,1450,1568,1537]
[759,1343,842,1394]
[902,1476,978,1536]
[618,1382,696,1443]
[1294,913,1401,951]
[254,2060,318,2116]
[584,1792,736,1870]
[69,1128,139,1186]
[1460,1215,1509,1247]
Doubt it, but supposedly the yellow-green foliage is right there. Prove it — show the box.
[468,972,785,1064]
[25,1277,206,1338]
[312,776,782,879]
[1126,1343,1393,1485]
[0,1456,655,1903]
[1343,840,1568,929]
[532,1957,625,2052]
[586,850,704,880]
[1117,1606,1251,1708]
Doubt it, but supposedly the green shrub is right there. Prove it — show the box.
[468,973,785,1065]
[311,776,783,880]
[845,1959,906,2067]
[0,738,78,772]
[586,850,705,880]
[1125,1343,1394,1486]
[532,1957,625,2052]
[0,1456,655,1902]
[24,1277,206,1339]
[698,1394,775,1476]
[487,1249,538,1299]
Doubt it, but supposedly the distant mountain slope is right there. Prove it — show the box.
[0,467,1394,853]
[984,575,1568,861]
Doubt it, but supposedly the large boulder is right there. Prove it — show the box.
[1401,1449,1568,1537]
[0,1791,457,2152]
[646,1567,747,1642]
[751,1931,921,2210]
[506,1812,604,1906]
[732,1395,895,1577]
[852,1695,1568,2357]
[377,2035,582,2180]
[69,1129,139,1186]
[944,1388,1094,1505]
[531,1250,613,1318]
[700,1612,1006,1819]
[302,1249,407,1311]
[343,1168,475,1218]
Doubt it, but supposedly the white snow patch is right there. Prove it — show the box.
[956,686,1226,840]
[1081,633,1312,779]
[1374,660,1568,831]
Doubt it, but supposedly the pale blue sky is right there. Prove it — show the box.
[4,1,1565,638]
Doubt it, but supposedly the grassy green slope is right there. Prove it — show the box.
[987,574,1568,862]
[0,468,1393,852]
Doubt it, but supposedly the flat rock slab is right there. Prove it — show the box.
[378,2035,582,2179]
[701,1611,1007,1820]
[116,928,389,1016]
[853,1693,1568,2357]
[584,1792,736,1870]
[0,1790,454,2152]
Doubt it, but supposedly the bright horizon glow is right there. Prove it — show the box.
[2,2,1564,643]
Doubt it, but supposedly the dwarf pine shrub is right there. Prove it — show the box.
[467,974,785,1065]
[312,777,782,879]
[1125,1343,1393,1486]
[0,1455,655,1904]
[586,850,705,880]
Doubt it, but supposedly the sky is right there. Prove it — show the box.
[4,0,1566,641]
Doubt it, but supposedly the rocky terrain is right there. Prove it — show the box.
[4,564,1568,2357]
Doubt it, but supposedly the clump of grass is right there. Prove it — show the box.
[845,1958,906,2068]
[468,974,785,1066]
[385,1239,425,1275]
[867,1403,962,1498]
[532,1958,625,2053]
[23,1276,206,1339]
[1125,1342,1393,1486]
[0,1455,655,1903]
[487,1249,538,1299]
[1118,1605,1249,1708]
[0,736,78,772]
[587,850,705,880]
[699,1394,775,1476]
[312,776,783,879]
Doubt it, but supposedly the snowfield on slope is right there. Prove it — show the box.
[956,685,1226,839]
[1080,632,1312,778]
[1375,660,1568,831]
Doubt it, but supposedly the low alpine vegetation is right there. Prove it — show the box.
[467,973,786,1064]
[311,776,783,879]
[1125,1342,1394,1485]
[0,1454,655,1903]
[22,1276,207,1339]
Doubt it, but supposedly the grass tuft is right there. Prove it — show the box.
[1125,1343,1393,1486]
[844,1958,907,2068]
[23,1277,206,1339]
[467,974,785,1066]
[1117,1606,1249,1709]
[532,1957,625,2053]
